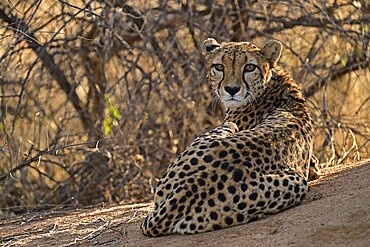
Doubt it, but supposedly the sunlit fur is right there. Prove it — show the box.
[140,38,320,237]
[204,40,279,109]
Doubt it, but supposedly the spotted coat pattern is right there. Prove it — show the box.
[141,38,319,237]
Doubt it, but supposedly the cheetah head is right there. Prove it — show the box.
[203,38,282,108]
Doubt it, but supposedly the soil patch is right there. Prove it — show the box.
[1,160,370,246]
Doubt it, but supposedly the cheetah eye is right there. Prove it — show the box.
[244,64,256,72]
[213,64,224,71]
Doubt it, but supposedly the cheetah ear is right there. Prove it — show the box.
[202,38,221,54]
[260,40,282,67]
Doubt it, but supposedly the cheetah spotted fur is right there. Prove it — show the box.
[141,38,320,236]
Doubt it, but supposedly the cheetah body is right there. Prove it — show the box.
[141,38,319,237]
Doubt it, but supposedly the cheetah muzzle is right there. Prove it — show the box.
[140,38,319,237]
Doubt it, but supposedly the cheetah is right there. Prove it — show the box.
[141,38,319,237]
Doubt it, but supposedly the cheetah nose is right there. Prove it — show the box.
[224,86,240,96]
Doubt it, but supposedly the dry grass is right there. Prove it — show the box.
[0,0,369,216]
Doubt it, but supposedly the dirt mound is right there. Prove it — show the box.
[1,160,370,247]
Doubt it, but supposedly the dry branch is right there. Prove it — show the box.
[304,59,370,98]
[0,8,92,130]
[0,0,369,214]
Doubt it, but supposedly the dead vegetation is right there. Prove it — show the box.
[1,160,369,246]
[0,0,369,216]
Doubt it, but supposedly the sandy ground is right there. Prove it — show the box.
[1,160,370,247]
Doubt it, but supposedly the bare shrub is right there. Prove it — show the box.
[0,0,369,215]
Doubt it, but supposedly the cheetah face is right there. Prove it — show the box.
[203,38,282,108]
